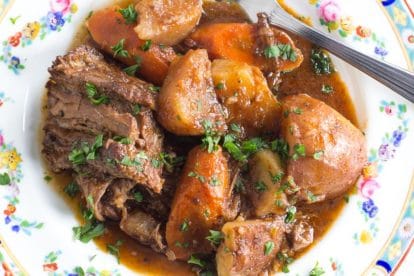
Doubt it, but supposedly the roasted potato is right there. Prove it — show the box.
[190,23,303,73]
[211,59,281,136]
[86,6,177,85]
[216,218,285,276]
[248,150,288,217]
[281,94,367,201]
[166,146,231,260]
[158,49,226,136]
[134,0,202,45]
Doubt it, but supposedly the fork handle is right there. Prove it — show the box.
[269,10,414,103]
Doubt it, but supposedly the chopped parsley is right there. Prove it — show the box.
[310,48,334,75]
[277,252,295,273]
[270,171,284,183]
[113,136,132,145]
[306,190,317,203]
[119,4,137,24]
[85,82,109,105]
[255,181,268,193]
[44,175,52,182]
[141,40,152,51]
[133,191,143,203]
[180,219,189,232]
[175,241,190,248]
[230,123,242,133]
[309,262,325,276]
[206,230,224,246]
[292,107,302,114]
[149,85,160,92]
[68,134,104,165]
[292,143,306,160]
[64,182,80,198]
[271,139,289,161]
[234,178,245,193]
[313,150,324,160]
[120,154,146,171]
[285,206,296,223]
[159,152,184,173]
[321,84,334,94]
[132,104,141,115]
[209,175,221,187]
[0,172,11,185]
[123,56,142,76]
[73,220,105,243]
[223,135,268,163]
[343,194,350,203]
[111,38,129,58]
[151,158,161,168]
[188,255,205,268]
[264,43,297,62]
[188,171,206,183]
[264,241,275,255]
[215,82,225,90]
[107,240,123,264]
[201,120,221,153]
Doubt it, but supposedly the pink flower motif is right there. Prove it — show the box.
[0,134,3,146]
[384,105,394,115]
[50,0,71,15]
[318,0,341,22]
[358,178,380,199]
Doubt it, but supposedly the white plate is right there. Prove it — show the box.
[0,0,413,275]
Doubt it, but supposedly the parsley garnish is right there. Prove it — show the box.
[85,83,109,105]
[270,171,284,183]
[119,4,137,24]
[292,143,306,160]
[64,182,80,198]
[311,48,334,75]
[201,120,221,153]
[68,134,104,165]
[141,40,152,51]
[159,152,184,173]
[107,240,123,264]
[255,181,268,193]
[188,171,206,183]
[111,39,129,58]
[132,104,141,115]
[223,135,268,163]
[313,150,324,160]
[277,252,295,273]
[230,123,242,133]
[206,230,224,246]
[73,220,105,243]
[271,139,289,161]
[285,206,296,223]
[209,175,221,187]
[124,56,142,76]
[148,85,160,92]
[44,175,52,182]
[264,44,297,61]
[264,241,275,255]
[215,82,225,90]
[180,219,189,232]
[188,255,205,267]
[0,173,11,185]
[321,84,334,94]
[113,136,132,145]
[309,262,325,276]
[133,191,143,203]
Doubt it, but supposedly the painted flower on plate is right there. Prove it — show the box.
[360,229,373,243]
[387,241,402,261]
[384,105,394,115]
[10,56,21,69]
[22,22,41,40]
[362,163,378,179]
[356,26,372,38]
[3,204,16,216]
[51,0,72,15]
[340,16,354,34]
[46,11,65,31]
[358,178,380,199]
[0,134,4,147]
[392,130,406,147]
[8,32,22,47]
[378,143,395,161]
[318,0,341,22]
[0,149,22,170]
[362,199,379,218]
[398,218,414,239]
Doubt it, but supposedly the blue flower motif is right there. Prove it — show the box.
[11,225,20,232]
[378,143,395,161]
[392,130,406,147]
[10,56,20,68]
[375,46,388,57]
[362,199,378,218]
[46,11,65,31]
[4,216,11,224]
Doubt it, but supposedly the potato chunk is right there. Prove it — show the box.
[216,218,285,276]
[134,0,202,45]
[211,59,281,136]
[281,94,367,201]
[166,146,231,260]
[158,49,226,135]
[248,150,288,217]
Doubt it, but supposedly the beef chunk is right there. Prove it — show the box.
[120,210,166,253]
[48,45,157,110]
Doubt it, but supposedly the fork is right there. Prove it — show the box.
[237,0,414,103]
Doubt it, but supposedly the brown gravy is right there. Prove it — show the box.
[43,1,358,275]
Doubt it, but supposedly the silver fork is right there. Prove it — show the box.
[238,0,414,103]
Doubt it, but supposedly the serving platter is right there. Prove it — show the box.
[0,0,413,275]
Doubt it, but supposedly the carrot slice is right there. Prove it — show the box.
[86,6,177,85]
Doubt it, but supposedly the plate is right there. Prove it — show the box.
[0,0,413,275]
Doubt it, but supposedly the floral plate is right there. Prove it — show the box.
[0,0,413,275]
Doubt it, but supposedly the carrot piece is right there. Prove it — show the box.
[190,23,303,72]
[86,6,177,85]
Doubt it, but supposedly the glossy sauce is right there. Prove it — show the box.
[43,1,358,275]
